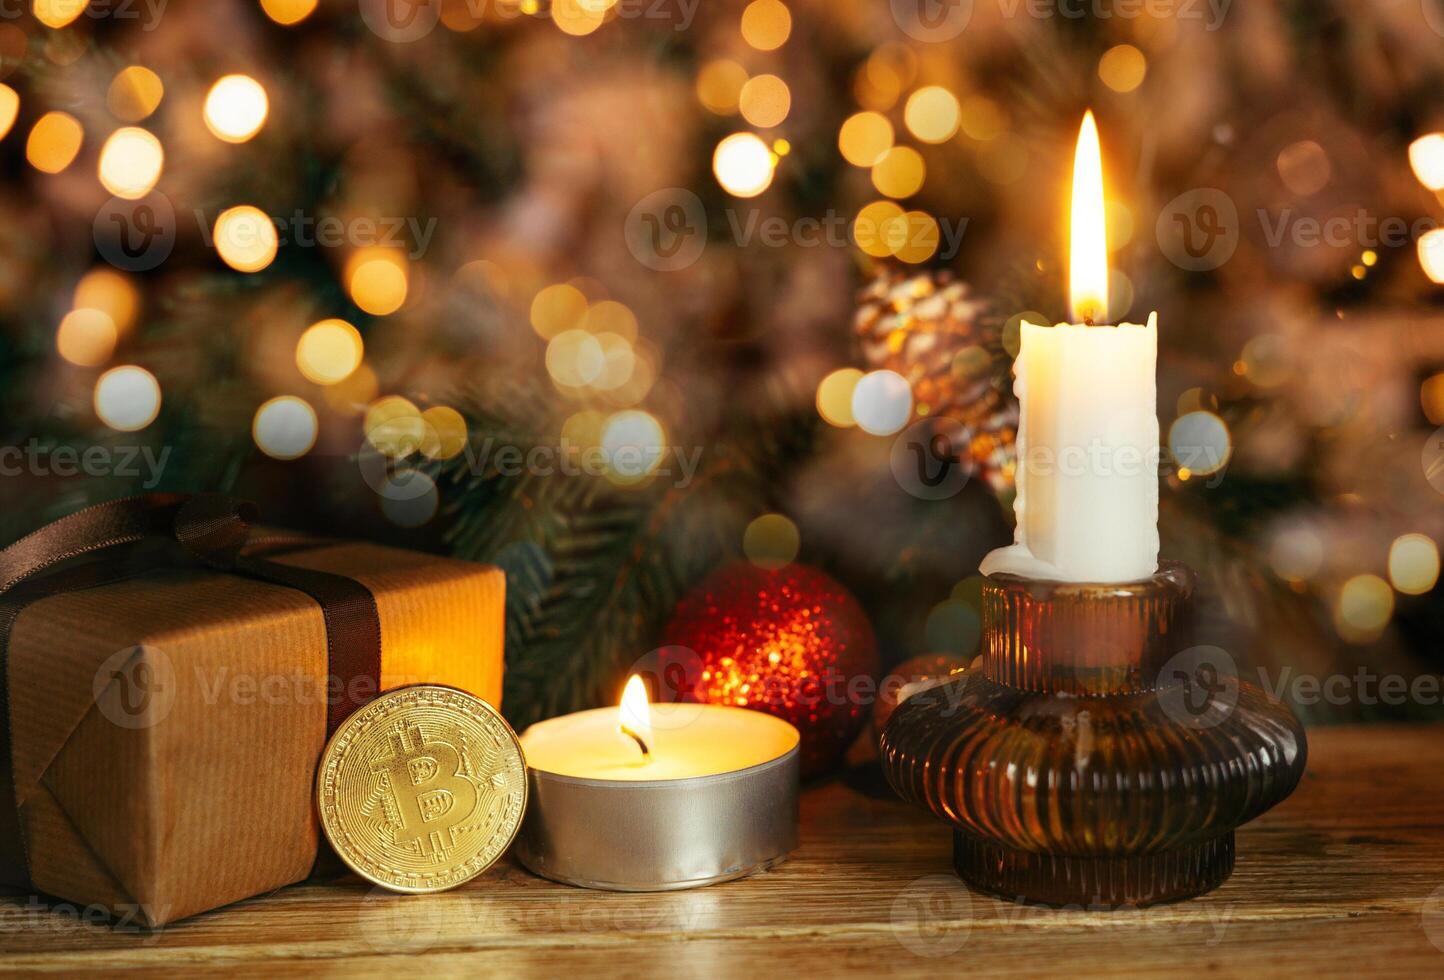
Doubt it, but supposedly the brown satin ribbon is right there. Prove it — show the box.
[0,493,383,887]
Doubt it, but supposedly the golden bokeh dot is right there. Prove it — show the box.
[381,469,440,527]
[743,513,800,570]
[1099,44,1147,93]
[57,309,118,367]
[1176,387,1217,416]
[74,268,139,334]
[1421,372,1444,425]
[871,145,925,199]
[1419,228,1444,285]
[606,340,657,407]
[892,210,939,264]
[34,0,88,29]
[347,248,409,315]
[959,95,1007,142]
[94,365,161,432]
[1334,573,1394,641]
[214,205,279,273]
[1277,140,1331,196]
[977,133,1028,185]
[252,396,318,460]
[1106,200,1134,250]
[1268,524,1322,582]
[740,0,791,51]
[1389,533,1440,596]
[696,59,748,115]
[546,328,606,388]
[1241,335,1292,388]
[441,0,486,32]
[323,362,379,416]
[296,318,364,385]
[0,84,17,141]
[713,132,775,198]
[561,408,606,452]
[816,368,862,427]
[600,409,666,484]
[853,199,905,258]
[260,0,319,25]
[98,127,164,200]
[551,0,605,36]
[203,74,269,143]
[420,405,469,460]
[839,111,893,167]
[581,299,638,343]
[738,74,790,129]
[904,86,960,144]
[1409,133,1444,192]
[531,283,589,339]
[364,395,425,458]
[107,66,164,122]
[26,111,83,174]
[857,42,914,112]
[590,333,636,391]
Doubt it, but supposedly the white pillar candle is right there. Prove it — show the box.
[981,111,1160,583]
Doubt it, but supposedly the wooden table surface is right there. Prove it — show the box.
[3,724,1444,978]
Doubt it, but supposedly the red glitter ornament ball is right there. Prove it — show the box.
[662,562,879,777]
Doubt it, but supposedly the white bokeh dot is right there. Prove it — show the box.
[852,370,913,436]
[94,365,161,432]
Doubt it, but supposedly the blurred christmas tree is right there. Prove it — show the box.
[3,0,1444,729]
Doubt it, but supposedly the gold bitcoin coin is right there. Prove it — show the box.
[317,685,527,893]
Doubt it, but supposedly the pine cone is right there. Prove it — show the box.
[854,267,1017,494]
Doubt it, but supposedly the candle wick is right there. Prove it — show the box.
[620,724,651,760]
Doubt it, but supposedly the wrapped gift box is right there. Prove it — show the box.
[0,527,504,927]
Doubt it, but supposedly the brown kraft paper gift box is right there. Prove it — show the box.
[0,496,505,927]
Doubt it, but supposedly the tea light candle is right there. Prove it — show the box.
[514,677,800,891]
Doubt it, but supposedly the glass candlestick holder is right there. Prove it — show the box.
[880,561,1307,908]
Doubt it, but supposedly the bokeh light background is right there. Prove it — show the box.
[4,0,1444,724]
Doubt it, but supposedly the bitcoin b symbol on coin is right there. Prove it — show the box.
[371,720,483,862]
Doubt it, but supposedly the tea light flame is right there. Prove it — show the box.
[1069,110,1109,325]
[618,674,652,761]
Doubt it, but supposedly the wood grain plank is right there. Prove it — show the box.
[1,725,1442,977]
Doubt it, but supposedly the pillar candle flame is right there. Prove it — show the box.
[1069,110,1109,325]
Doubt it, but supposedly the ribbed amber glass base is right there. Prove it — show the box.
[880,562,1307,909]
[954,832,1235,908]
